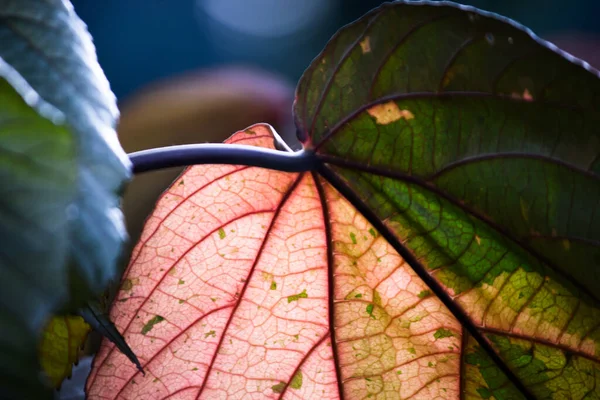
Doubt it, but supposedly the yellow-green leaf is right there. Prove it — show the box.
[39,316,91,388]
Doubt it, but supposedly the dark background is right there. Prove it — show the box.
[72,0,600,101]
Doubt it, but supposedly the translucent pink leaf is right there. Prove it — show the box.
[87,125,462,399]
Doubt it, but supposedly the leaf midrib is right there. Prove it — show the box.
[318,163,538,399]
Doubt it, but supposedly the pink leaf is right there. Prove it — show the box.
[87,125,461,399]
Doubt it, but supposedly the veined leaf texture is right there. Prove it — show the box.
[88,2,600,399]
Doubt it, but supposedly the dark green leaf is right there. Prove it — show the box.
[0,67,72,398]
[295,1,600,398]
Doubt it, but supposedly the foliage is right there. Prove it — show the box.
[0,0,129,396]
[0,0,599,399]
[87,3,600,399]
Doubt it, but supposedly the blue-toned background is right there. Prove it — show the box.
[72,0,600,101]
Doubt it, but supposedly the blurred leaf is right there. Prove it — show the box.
[0,68,73,398]
[39,316,90,389]
[0,0,131,307]
[0,0,131,396]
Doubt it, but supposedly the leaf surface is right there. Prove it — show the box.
[39,316,91,388]
[0,0,130,395]
[295,1,600,398]
[88,1,600,399]
[88,125,463,399]
[0,69,73,398]
[0,0,131,305]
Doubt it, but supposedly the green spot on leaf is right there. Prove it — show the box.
[355,293,362,298]
[433,328,455,340]
[417,290,431,299]
[372,290,382,306]
[287,289,308,303]
[204,330,216,338]
[178,299,184,304]
[350,232,357,244]
[290,370,303,389]
[408,347,416,355]
[477,387,492,399]
[271,382,286,393]
[218,228,226,239]
[366,303,375,319]
[270,281,277,290]
[178,279,185,285]
[121,279,133,291]
[368,228,377,238]
[141,315,165,335]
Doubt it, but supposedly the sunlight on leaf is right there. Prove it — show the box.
[88,1,599,398]
[39,316,90,388]
[88,125,463,399]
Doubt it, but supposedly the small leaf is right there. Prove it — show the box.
[39,315,91,388]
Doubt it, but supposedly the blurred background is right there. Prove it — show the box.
[68,0,600,244]
[73,0,600,102]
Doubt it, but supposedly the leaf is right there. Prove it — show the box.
[0,0,130,395]
[0,67,74,398]
[78,302,143,374]
[38,315,91,388]
[88,2,600,399]
[295,1,600,398]
[88,125,458,399]
[0,0,131,306]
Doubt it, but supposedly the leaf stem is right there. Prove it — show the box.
[129,144,318,174]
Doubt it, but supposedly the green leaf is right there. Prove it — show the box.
[0,67,74,398]
[38,315,91,389]
[295,1,600,398]
[0,0,130,395]
[0,0,131,306]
